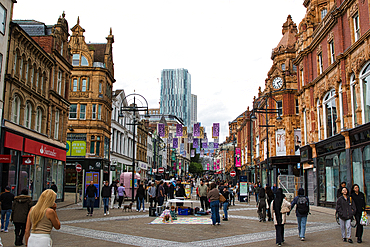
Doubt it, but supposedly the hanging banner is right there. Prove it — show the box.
[193,123,200,136]
[196,147,200,154]
[212,123,220,138]
[200,127,204,139]
[214,162,216,170]
[193,138,199,148]
[173,138,178,149]
[176,124,183,137]
[207,163,210,170]
[180,143,185,154]
[214,137,219,143]
[209,142,214,149]
[173,163,176,171]
[179,162,181,170]
[200,150,204,157]
[188,133,193,143]
[158,123,165,137]
[182,127,187,138]
[214,143,219,149]
[202,142,208,149]
[168,133,173,143]
[276,129,286,156]
[182,151,186,157]
[164,126,169,138]
[191,149,195,157]
[235,148,241,167]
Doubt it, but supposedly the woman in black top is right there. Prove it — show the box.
[266,186,274,221]
[351,184,366,243]
[257,188,267,222]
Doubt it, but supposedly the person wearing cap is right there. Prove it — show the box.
[0,186,15,232]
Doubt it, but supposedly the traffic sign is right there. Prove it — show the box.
[46,166,51,172]
[76,164,82,172]
[230,171,236,177]
[158,167,165,173]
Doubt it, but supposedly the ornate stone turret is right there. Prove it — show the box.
[271,15,297,60]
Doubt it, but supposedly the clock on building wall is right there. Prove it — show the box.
[272,77,284,89]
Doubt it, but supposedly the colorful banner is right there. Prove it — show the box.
[188,133,193,143]
[179,162,181,170]
[200,150,204,157]
[212,123,220,138]
[193,123,200,136]
[164,126,169,138]
[193,138,199,148]
[196,147,200,154]
[180,143,185,154]
[199,126,204,139]
[207,163,210,170]
[214,143,219,149]
[235,147,241,167]
[158,123,165,137]
[209,142,214,149]
[276,129,286,156]
[214,137,219,143]
[191,149,195,157]
[182,151,186,157]
[173,138,178,149]
[176,124,183,137]
[294,129,302,155]
[168,133,173,142]
[202,142,208,149]
[182,127,187,138]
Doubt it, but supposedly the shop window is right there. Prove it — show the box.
[360,62,370,124]
[363,146,370,207]
[35,107,42,133]
[32,155,44,200]
[25,102,32,129]
[318,157,326,202]
[350,74,358,127]
[339,152,347,185]
[353,148,364,192]
[325,154,339,202]
[12,95,21,124]
[323,90,337,138]
[69,104,77,119]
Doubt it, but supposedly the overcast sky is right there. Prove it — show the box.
[13,0,306,142]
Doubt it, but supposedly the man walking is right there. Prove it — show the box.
[101,181,111,216]
[198,180,208,211]
[254,183,260,204]
[290,188,310,241]
[85,181,97,216]
[0,186,15,232]
[148,182,157,208]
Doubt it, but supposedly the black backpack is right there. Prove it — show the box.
[297,196,309,214]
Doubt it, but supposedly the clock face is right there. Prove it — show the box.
[272,77,283,89]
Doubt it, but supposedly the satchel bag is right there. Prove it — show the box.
[280,206,290,214]
[219,194,226,203]
[360,211,368,226]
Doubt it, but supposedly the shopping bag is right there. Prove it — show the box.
[360,211,368,226]
[219,194,226,203]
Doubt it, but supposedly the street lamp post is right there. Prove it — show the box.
[251,91,282,187]
[119,93,149,203]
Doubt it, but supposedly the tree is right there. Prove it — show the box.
[189,162,203,175]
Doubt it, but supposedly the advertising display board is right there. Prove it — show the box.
[83,171,100,208]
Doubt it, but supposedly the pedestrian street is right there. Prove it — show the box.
[2,201,368,247]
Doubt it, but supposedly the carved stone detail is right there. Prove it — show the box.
[349,3,358,18]
[327,31,334,42]
[317,44,322,54]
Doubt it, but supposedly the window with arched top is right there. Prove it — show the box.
[72,53,89,66]
[13,52,18,75]
[19,56,24,79]
[323,89,337,138]
[35,107,42,133]
[350,74,358,127]
[360,62,370,124]
[25,102,32,129]
[12,95,21,124]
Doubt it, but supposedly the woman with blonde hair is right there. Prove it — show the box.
[25,189,61,246]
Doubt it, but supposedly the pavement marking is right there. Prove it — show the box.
[58,222,339,247]
[61,214,149,224]
[228,215,323,225]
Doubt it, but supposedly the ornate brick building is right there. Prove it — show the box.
[252,15,301,187]
[295,0,370,208]
[66,18,115,188]
[1,14,71,200]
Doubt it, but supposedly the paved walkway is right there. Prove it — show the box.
[0,194,368,246]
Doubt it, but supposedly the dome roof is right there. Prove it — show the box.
[271,15,297,59]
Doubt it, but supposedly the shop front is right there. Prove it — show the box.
[1,131,66,201]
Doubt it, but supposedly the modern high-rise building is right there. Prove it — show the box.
[191,94,197,127]
[160,68,191,127]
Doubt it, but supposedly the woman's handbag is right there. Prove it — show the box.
[219,194,226,203]
[360,211,368,226]
[280,206,290,214]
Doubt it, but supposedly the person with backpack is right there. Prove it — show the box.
[289,188,309,241]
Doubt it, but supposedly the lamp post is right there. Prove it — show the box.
[119,93,149,203]
[251,91,282,187]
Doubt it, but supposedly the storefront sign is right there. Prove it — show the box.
[22,155,34,165]
[0,155,11,163]
[24,139,66,161]
[4,132,23,151]
[66,141,86,157]
[139,162,148,170]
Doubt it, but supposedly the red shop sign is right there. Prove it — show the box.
[24,139,66,161]
[22,155,34,165]
[0,155,11,163]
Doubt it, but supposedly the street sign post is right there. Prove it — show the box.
[76,164,82,172]
[75,163,82,204]
[158,167,164,173]
[230,170,236,177]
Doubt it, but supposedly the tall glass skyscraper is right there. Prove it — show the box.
[160,68,191,127]
[191,94,197,127]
